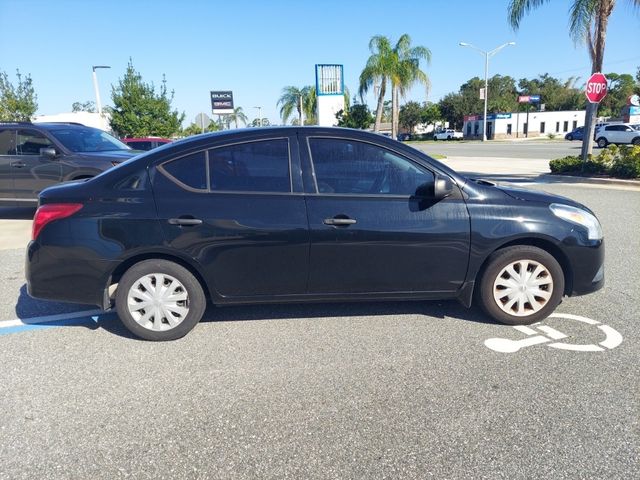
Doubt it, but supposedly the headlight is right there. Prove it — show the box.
[550,203,603,240]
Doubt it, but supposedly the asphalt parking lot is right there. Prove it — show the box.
[0,180,638,479]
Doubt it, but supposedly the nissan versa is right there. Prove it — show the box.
[26,127,604,341]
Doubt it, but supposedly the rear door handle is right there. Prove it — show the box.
[10,161,26,168]
[323,217,356,226]
[168,217,203,226]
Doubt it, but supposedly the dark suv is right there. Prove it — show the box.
[0,122,137,206]
[26,127,604,341]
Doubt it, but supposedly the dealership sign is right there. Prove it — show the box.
[210,91,234,114]
[518,95,541,103]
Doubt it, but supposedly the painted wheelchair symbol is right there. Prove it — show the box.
[484,313,623,353]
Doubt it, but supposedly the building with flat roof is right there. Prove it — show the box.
[463,110,586,139]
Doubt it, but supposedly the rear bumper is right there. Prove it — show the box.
[26,241,116,308]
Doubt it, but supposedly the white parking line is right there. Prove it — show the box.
[0,309,105,329]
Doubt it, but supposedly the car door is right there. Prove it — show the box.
[152,133,310,299]
[302,135,471,295]
[12,129,62,201]
[0,129,16,205]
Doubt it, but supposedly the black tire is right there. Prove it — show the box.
[632,137,640,146]
[476,246,564,325]
[566,134,573,141]
[433,136,438,141]
[447,135,452,140]
[115,259,206,341]
[597,137,608,148]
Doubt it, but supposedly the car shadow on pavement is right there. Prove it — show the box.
[0,207,36,220]
[14,284,498,340]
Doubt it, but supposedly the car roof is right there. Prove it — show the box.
[123,137,172,142]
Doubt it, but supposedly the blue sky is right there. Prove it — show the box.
[1,0,638,126]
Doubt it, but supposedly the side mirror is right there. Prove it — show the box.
[40,147,58,159]
[434,174,454,200]
[414,174,454,200]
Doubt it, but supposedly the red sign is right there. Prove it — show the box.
[585,73,608,103]
[518,95,530,103]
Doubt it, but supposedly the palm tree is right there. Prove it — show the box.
[277,86,314,125]
[359,35,431,137]
[508,0,640,159]
[390,34,432,139]
[227,106,248,129]
[359,35,393,132]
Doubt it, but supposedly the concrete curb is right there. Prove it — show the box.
[541,174,640,187]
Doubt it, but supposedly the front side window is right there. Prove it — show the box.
[208,139,290,193]
[16,130,53,155]
[308,138,434,196]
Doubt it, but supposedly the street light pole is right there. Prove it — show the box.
[459,42,515,141]
[91,65,111,116]
[254,106,262,127]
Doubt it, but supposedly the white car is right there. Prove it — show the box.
[433,129,463,140]
[595,123,640,148]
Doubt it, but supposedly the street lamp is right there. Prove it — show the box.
[254,106,262,127]
[459,42,515,141]
[91,65,111,116]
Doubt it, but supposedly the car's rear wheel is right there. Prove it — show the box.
[115,260,206,341]
[597,137,608,148]
[477,246,564,325]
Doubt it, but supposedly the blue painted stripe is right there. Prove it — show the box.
[0,313,116,336]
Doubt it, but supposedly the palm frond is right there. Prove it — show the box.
[508,0,551,29]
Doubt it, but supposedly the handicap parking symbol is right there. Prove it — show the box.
[484,313,623,353]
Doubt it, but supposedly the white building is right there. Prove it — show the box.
[463,110,586,139]
[32,111,111,132]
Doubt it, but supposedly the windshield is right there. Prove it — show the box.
[50,127,131,153]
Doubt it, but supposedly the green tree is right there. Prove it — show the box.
[110,60,185,137]
[599,73,636,117]
[335,104,374,129]
[421,102,442,126]
[508,0,640,160]
[0,69,38,121]
[71,101,96,113]
[399,101,423,133]
[182,121,219,137]
[226,106,248,129]
[517,73,583,111]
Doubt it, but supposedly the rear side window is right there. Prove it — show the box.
[17,130,53,155]
[208,139,290,193]
[0,129,15,155]
[161,151,207,190]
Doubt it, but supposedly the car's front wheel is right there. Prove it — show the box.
[115,259,206,341]
[597,137,608,148]
[477,246,564,325]
[566,134,573,141]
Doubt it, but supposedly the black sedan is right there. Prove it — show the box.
[26,127,604,340]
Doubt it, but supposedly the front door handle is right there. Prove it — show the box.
[168,217,203,226]
[323,216,357,226]
[10,161,26,168]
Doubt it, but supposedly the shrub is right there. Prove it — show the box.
[549,146,640,178]
[547,133,557,140]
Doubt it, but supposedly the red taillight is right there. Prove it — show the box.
[32,203,83,240]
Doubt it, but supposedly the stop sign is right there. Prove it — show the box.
[585,72,608,103]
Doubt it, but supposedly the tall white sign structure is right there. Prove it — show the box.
[315,64,344,127]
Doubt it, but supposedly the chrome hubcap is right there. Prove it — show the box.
[493,260,553,317]
[127,274,189,331]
